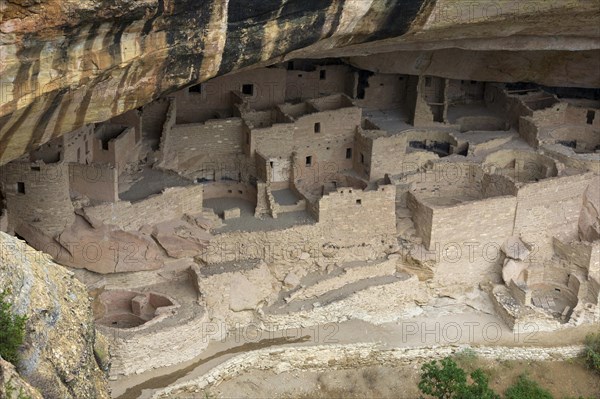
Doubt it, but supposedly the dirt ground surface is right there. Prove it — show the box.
[209,357,600,399]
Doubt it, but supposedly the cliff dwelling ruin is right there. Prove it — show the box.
[1,60,598,385]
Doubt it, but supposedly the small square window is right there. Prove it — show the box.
[346,148,352,159]
[314,122,321,133]
[238,190,243,195]
[242,84,254,95]
[189,84,202,93]
[17,182,25,194]
[320,70,326,80]
[356,199,362,205]
[305,156,312,166]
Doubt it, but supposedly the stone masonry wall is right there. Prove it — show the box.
[159,117,244,177]
[83,185,203,231]
[317,184,396,243]
[62,124,95,164]
[429,195,517,250]
[513,173,596,256]
[1,162,75,236]
[92,126,137,174]
[69,163,118,203]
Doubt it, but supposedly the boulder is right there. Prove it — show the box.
[501,236,531,261]
[502,259,528,285]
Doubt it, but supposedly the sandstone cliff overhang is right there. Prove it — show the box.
[0,0,599,164]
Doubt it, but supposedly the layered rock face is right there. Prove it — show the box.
[0,232,109,399]
[1,0,599,164]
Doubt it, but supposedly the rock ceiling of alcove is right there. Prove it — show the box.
[0,0,598,164]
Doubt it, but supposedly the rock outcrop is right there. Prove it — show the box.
[0,356,43,399]
[1,0,599,164]
[0,232,109,399]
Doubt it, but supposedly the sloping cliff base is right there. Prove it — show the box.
[0,357,43,399]
[0,232,110,399]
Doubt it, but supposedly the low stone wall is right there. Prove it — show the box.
[83,185,203,231]
[202,181,257,203]
[102,308,210,377]
[153,343,584,398]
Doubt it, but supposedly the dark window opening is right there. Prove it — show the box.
[555,288,561,293]
[77,148,81,163]
[356,199,362,205]
[314,122,321,133]
[30,166,40,171]
[298,74,303,78]
[189,84,202,93]
[238,190,243,195]
[586,110,595,125]
[320,70,326,80]
[356,70,373,100]
[360,153,365,164]
[269,161,274,168]
[305,156,312,166]
[242,84,254,96]
[409,140,451,157]
[470,80,477,84]
[457,143,470,156]
[17,182,25,194]
[425,77,432,87]
[102,140,109,151]
[246,132,250,145]
[287,61,294,70]
[346,148,352,159]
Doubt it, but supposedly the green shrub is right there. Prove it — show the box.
[418,357,500,399]
[584,332,600,374]
[0,291,27,365]
[504,374,553,399]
